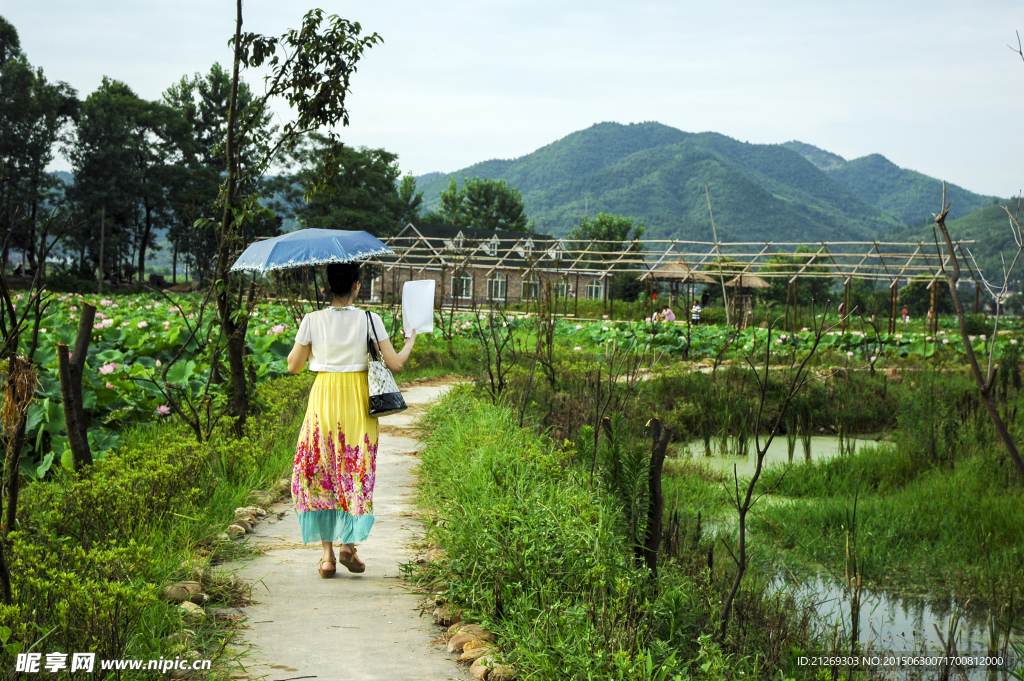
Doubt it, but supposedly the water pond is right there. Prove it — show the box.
[671,435,1022,678]
[677,435,880,478]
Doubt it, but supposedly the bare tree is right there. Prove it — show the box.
[933,184,1024,480]
[718,310,833,639]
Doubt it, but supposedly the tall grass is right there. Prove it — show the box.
[410,386,819,680]
[751,370,1024,608]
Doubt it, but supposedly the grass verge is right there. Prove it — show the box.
[408,385,819,681]
[1,372,316,679]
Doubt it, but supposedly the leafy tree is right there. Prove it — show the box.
[759,246,834,309]
[0,16,77,271]
[397,172,423,226]
[270,134,411,236]
[209,5,381,429]
[439,176,533,232]
[898,275,952,317]
[567,212,646,242]
[67,78,188,282]
[162,63,275,283]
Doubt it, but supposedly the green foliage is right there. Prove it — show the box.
[897,275,953,317]
[413,385,818,680]
[783,143,1002,225]
[0,19,77,266]
[2,372,314,667]
[438,176,533,232]
[269,134,413,237]
[568,212,646,242]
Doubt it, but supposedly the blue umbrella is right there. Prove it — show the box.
[229,228,394,274]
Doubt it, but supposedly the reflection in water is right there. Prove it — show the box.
[679,435,877,477]
[773,574,1021,680]
[670,435,1022,678]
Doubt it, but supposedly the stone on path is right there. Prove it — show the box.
[228,382,471,680]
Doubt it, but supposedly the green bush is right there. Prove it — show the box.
[699,306,726,325]
[1,372,315,669]
[964,313,988,336]
[44,269,98,294]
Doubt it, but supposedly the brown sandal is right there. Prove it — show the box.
[337,545,365,573]
[318,556,336,579]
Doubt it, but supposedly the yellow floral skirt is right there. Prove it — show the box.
[291,372,378,544]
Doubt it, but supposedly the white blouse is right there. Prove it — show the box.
[294,307,389,373]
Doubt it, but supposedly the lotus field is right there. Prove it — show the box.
[15,293,1015,480]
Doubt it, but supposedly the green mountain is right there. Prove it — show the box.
[417,122,901,242]
[415,123,1003,244]
[893,199,1024,286]
[781,142,1001,225]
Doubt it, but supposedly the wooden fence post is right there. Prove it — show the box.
[57,303,97,471]
[643,418,672,577]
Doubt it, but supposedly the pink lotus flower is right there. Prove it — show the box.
[137,321,148,329]
[846,351,854,357]
[980,334,987,341]
[99,362,117,375]
[269,324,286,335]
[574,346,582,351]
[943,339,949,344]
[155,359,161,367]
[156,405,171,416]
[253,329,260,336]
[602,314,609,320]
[105,382,114,389]
[1012,339,1019,345]
[575,324,583,330]
[100,299,112,306]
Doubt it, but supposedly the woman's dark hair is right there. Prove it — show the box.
[326,262,361,297]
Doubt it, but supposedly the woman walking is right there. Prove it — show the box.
[287,263,416,577]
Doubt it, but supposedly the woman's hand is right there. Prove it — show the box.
[380,329,417,373]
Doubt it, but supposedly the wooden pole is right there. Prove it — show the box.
[642,418,671,577]
[843,278,851,332]
[929,281,937,334]
[574,273,580,318]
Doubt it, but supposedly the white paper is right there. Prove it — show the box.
[402,280,435,336]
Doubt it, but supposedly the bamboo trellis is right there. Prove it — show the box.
[362,235,982,328]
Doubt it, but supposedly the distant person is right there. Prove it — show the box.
[700,290,710,307]
[691,301,702,324]
[662,306,676,322]
[837,301,845,317]
[902,306,910,324]
[287,263,417,579]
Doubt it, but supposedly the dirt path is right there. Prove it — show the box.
[229,382,469,681]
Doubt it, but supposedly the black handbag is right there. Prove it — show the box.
[365,311,407,416]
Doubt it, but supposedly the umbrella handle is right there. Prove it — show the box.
[313,268,322,310]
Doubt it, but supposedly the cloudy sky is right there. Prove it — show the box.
[6,1,1024,197]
